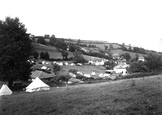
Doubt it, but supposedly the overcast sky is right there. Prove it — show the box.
[1,0,162,52]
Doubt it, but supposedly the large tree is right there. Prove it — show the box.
[0,17,33,88]
[144,53,162,72]
[122,53,131,61]
[60,50,68,60]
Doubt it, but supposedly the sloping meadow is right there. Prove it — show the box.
[1,75,162,115]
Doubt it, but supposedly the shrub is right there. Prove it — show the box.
[104,61,116,69]
[68,69,78,74]
[44,52,50,60]
[73,51,88,63]
[31,51,39,59]
[52,63,61,75]
[76,74,85,80]
[56,75,71,82]
[122,72,159,80]
[40,51,50,60]
[127,62,148,73]
[40,52,45,59]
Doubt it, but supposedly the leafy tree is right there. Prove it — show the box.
[123,53,131,61]
[44,52,50,60]
[109,44,113,50]
[77,39,81,45]
[135,53,139,61]
[104,45,108,50]
[61,50,68,60]
[121,43,127,51]
[104,61,116,69]
[127,62,148,73]
[133,47,140,53]
[144,53,162,72]
[40,52,45,59]
[0,17,33,88]
[44,34,50,38]
[128,45,132,52]
[49,35,57,45]
[40,52,50,60]
[37,37,46,45]
[73,51,87,63]
[55,39,67,50]
[69,44,76,52]
[31,51,39,59]
[52,63,61,75]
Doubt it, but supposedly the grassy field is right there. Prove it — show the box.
[110,49,147,59]
[1,74,162,115]
[33,43,74,58]
[92,43,121,50]
[62,65,106,74]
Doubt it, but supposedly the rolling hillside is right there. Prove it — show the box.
[33,41,148,61]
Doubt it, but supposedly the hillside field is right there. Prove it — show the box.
[33,43,74,59]
[110,49,147,59]
[92,43,121,50]
[1,75,162,115]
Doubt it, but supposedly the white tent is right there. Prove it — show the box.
[26,77,50,92]
[0,84,12,96]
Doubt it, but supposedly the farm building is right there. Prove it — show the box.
[113,66,127,76]
[83,55,108,63]
[138,56,145,62]
[112,53,120,60]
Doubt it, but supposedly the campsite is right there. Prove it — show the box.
[1,9,162,114]
[1,39,162,114]
[1,40,162,114]
[1,74,162,114]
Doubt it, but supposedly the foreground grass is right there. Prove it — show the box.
[1,75,162,115]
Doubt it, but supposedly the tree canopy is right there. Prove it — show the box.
[144,53,162,72]
[0,17,33,88]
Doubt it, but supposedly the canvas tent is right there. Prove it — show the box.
[26,77,50,92]
[0,84,12,96]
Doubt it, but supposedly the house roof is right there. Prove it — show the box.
[139,56,144,59]
[31,70,55,79]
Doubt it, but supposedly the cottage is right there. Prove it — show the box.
[138,56,145,62]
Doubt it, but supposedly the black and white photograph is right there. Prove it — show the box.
[1,0,162,114]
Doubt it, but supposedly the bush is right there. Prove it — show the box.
[127,62,148,73]
[104,61,116,69]
[44,52,50,60]
[40,51,50,60]
[73,51,88,63]
[76,74,85,80]
[37,37,46,45]
[56,75,71,82]
[52,63,61,75]
[122,72,159,80]
[68,69,78,74]
[31,51,39,59]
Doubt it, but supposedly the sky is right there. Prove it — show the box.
[1,0,162,52]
